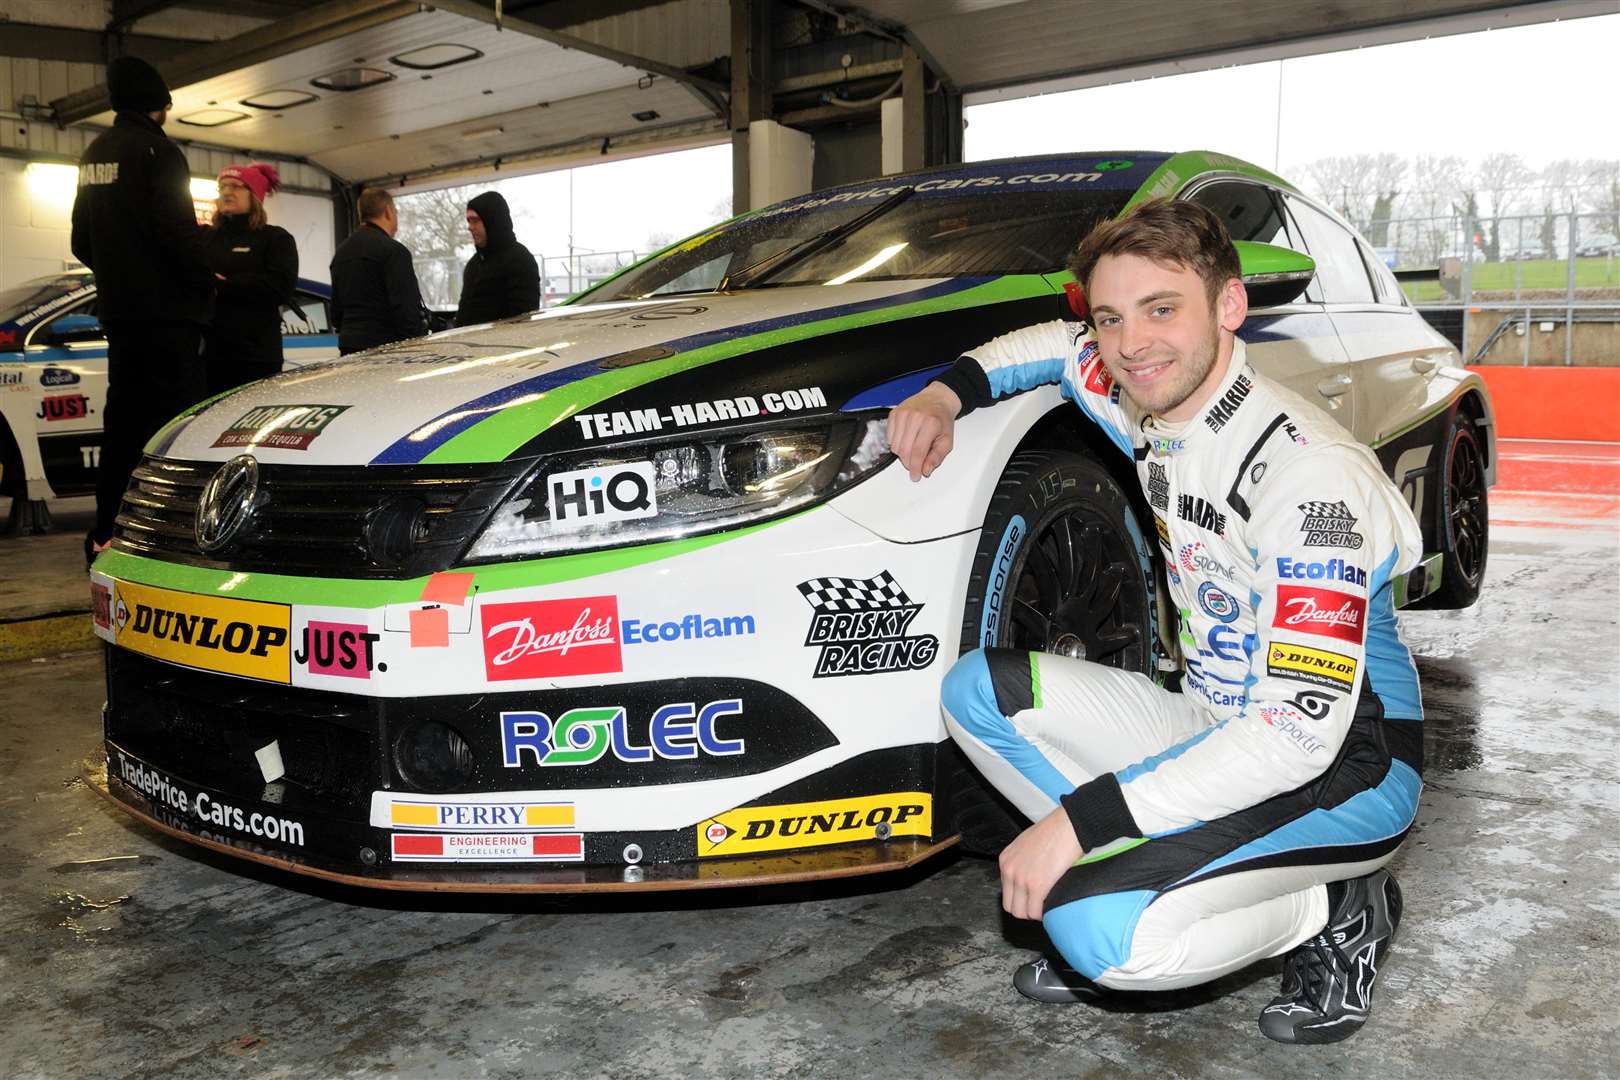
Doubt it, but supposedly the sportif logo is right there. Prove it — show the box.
[1277,557,1367,588]
[798,571,940,678]
[1146,462,1170,511]
[1180,541,1238,580]
[482,596,623,681]
[499,700,744,767]
[1266,642,1358,691]
[546,462,656,528]
[1260,704,1329,755]
[1298,501,1364,549]
[1273,585,1366,644]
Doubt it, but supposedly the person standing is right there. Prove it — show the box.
[70,55,213,565]
[454,191,539,326]
[329,188,426,355]
[201,163,298,395]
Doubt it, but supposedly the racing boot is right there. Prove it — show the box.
[1258,869,1404,1044]
[1013,955,1107,1004]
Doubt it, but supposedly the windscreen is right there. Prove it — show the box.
[0,274,93,329]
[590,166,1137,301]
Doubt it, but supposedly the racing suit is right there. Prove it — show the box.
[935,322,1425,991]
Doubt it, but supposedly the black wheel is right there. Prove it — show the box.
[1413,414,1488,609]
[945,450,1156,853]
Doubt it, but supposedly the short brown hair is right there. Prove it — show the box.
[357,187,394,222]
[1066,199,1241,307]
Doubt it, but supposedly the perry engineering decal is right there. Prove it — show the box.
[697,792,931,857]
[111,579,291,683]
[390,833,584,863]
[798,571,940,678]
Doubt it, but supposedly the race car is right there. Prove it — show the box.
[0,271,336,508]
[85,150,1495,892]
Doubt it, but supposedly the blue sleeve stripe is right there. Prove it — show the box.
[1365,548,1423,719]
[986,356,1065,399]
[1117,719,1225,787]
[1065,378,1133,457]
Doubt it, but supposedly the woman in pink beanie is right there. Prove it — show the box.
[202,162,300,394]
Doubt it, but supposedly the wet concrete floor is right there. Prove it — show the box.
[2,463,1616,1079]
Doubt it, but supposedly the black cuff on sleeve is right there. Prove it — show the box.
[1060,773,1143,851]
[928,355,993,417]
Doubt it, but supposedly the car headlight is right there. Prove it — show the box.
[464,416,891,560]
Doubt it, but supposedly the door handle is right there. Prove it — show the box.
[1411,356,1439,375]
[1315,374,1352,398]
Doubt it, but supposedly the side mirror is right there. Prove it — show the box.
[47,312,105,345]
[1235,240,1315,308]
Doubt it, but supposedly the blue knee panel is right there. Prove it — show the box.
[941,649,1072,803]
[1044,889,1157,980]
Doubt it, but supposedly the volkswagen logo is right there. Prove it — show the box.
[195,454,260,554]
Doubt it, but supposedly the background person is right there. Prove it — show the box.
[329,188,426,354]
[70,55,212,565]
[202,163,298,395]
[890,199,1423,1045]
[454,191,539,326]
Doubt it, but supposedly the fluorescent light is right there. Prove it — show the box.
[824,242,908,286]
[24,162,79,211]
[190,177,220,200]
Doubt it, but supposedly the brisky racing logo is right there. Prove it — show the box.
[115,752,305,847]
[1298,501,1365,550]
[500,700,745,767]
[798,571,940,678]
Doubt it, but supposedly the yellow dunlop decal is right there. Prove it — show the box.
[1154,515,1170,546]
[1267,641,1357,691]
[697,792,931,857]
[112,579,291,683]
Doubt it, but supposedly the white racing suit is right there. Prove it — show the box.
[936,324,1425,991]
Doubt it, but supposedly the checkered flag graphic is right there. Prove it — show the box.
[1297,500,1353,519]
[797,571,913,612]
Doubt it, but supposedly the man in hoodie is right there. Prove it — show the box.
[71,55,213,565]
[454,191,540,326]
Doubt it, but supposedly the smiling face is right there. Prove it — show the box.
[466,210,487,249]
[1087,252,1247,422]
[217,178,252,217]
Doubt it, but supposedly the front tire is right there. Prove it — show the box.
[946,450,1156,853]
[1413,413,1488,609]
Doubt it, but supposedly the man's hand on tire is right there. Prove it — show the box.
[889,382,962,481]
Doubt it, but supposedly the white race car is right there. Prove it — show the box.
[85,150,1494,891]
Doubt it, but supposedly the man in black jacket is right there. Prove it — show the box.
[454,191,540,326]
[70,55,212,564]
[329,188,426,354]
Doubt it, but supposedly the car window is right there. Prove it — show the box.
[1281,195,1377,305]
[281,292,332,335]
[1357,239,1406,307]
[30,304,104,347]
[1184,180,1295,247]
[0,274,92,326]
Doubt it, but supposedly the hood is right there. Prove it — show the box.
[468,191,515,249]
[154,275,1065,468]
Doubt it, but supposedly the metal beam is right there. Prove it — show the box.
[109,0,187,32]
[791,0,956,92]
[430,0,730,110]
[0,23,200,65]
[48,0,420,126]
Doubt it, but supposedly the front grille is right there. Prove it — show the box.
[112,456,527,578]
[107,649,378,814]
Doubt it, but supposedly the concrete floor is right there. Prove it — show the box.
[3,448,1617,1079]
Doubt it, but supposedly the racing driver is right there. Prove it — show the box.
[888,199,1424,1044]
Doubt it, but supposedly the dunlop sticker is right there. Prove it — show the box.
[1266,641,1358,691]
[697,792,931,858]
[112,579,291,683]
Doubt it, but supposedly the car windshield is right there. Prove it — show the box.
[590,175,1132,301]
[0,274,92,326]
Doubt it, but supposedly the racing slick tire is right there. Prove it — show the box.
[1410,412,1489,610]
[946,449,1156,855]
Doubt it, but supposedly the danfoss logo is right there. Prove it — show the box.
[1272,585,1366,644]
[481,597,623,680]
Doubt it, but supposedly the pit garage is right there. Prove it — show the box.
[2,1,1617,1076]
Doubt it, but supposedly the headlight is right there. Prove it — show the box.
[465,416,892,560]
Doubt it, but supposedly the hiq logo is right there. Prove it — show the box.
[500,699,745,767]
[547,462,657,526]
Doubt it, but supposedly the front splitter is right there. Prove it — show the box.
[83,752,958,894]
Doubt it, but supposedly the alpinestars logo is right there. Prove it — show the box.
[798,571,939,678]
[1299,501,1365,549]
[1203,374,1253,433]
[1146,462,1169,510]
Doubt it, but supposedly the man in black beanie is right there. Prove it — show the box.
[454,191,540,326]
[71,56,213,566]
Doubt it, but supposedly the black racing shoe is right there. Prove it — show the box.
[1259,870,1404,1045]
[1013,956,1107,1004]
